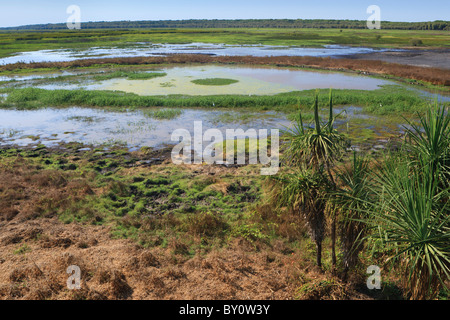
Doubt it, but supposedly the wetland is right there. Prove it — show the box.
[1,26,449,301]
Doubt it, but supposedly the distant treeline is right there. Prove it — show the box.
[2,19,449,31]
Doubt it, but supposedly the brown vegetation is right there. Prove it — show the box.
[0,215,363,300]
[1,54,449,86]
[0,150,372,300]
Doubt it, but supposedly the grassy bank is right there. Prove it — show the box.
[1,85,444,116]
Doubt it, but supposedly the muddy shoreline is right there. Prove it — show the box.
[343,48,450,70]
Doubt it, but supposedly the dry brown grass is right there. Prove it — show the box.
[1,54,448,86]
[0,217,325,300]
[0,157,94,222]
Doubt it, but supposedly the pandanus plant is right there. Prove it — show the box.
[283,90,346,174]
[362,104,450,299]
[273,90,347,268]
[368,157,450,299]
[403,103,450,188]
[270,166,330,267]
[333,152,373,275]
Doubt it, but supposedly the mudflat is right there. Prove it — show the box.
[344,49,450,69]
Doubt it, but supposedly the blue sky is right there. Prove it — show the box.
[0,0,448,27]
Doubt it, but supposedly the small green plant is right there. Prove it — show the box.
[232,223,267,242]
[13,243,31,255]
[295,279,342,300]
[410,39,423,46]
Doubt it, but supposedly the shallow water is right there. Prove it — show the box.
[0,107,292,150]
[33,65,394,94]
[404,87,450,103]
[0,70,89,82]
[0,43,390,65]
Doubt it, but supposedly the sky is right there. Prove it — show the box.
[0,0,448,28]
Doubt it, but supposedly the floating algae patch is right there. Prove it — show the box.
[93,71,167,81]
[191,78,239,86]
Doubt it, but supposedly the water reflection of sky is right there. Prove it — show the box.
[0,43,390,65]
[0,107,291,150]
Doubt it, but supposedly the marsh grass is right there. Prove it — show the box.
[211,110,275,125]
[0,28,449,61]
[141,108,183,120]
[2,86,441,117]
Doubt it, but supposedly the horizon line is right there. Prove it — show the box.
[2,18,448,29]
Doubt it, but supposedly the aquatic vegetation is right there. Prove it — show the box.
[0,27,449,62]
[141,108,183,120]
[93,71,167,81]
[191,78,239,86]
[66,115,101,123]
[159,82,176,87]
[0,128,22,138]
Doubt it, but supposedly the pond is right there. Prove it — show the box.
[32,65,395,94]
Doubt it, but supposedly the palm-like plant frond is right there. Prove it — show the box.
[278,90,348,268]
[334,152,374,271]
[403,103,450,186]
[282,91,347,171]
[367,158,450,300]
[270,166,332,267]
